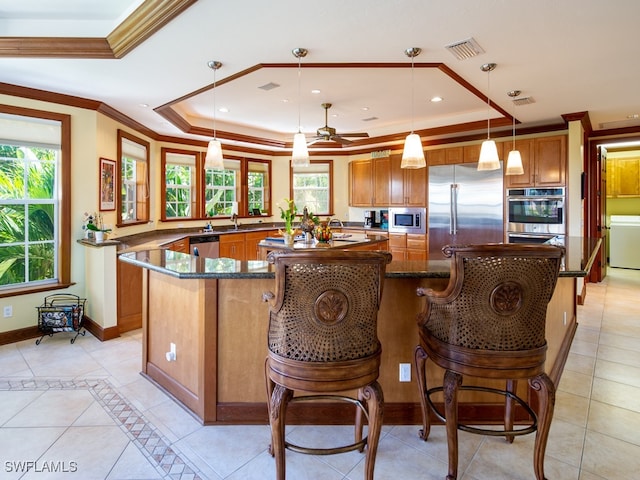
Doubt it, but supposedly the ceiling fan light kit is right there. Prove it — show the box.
[505,89,525,176]
[204,60,224,169]
[291,47,310,167]
[477,62,501,171]
[401,47,426,169]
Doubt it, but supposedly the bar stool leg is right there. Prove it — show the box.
[530,373,555,480]
[359,381,383,480]
[444,369,462,480]
[415,345,431,441]
[269,384,293,480]
[504,379,517,444]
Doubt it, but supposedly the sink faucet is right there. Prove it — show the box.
[231,213,239,230]
[328,218,343,228]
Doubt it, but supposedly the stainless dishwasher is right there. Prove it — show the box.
[189,235,220,259]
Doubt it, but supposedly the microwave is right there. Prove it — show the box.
[388,207,426,234]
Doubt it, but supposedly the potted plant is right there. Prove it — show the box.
[83,212,111,243]
[278,198,297,245]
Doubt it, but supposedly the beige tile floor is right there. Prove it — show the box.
[0,267,639,479]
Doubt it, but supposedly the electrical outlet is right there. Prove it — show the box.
[170,342,176,360]
[399,363,411,382]
[3,305,12,318]
[563,311,567,326]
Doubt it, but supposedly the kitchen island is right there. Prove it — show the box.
[119,237,600,425]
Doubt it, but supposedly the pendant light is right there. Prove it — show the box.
[477,62,500,171]
[291,47,309,167]
[401,47,426,169]
[204,60,224,169]
[505,90,525,175]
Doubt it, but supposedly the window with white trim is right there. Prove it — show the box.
[204,159,240,217]
[163,150,196,219]
[118,130,149,225]
[0,109,68,292]
[291,160,333,215]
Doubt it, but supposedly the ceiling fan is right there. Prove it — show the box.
[308,103,369,146]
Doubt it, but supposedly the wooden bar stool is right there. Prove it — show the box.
[263,250,392,480]
[413,244,563,480]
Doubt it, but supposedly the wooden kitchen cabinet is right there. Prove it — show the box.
[349,157,391,206]
[245,230,278,260]
[219,232,246,260]
[165,237,189,253]
[389,154,426,206]
[388,232,427,260]
[505,135,566,188]
[117,258,142,333]
[606,157,640,197]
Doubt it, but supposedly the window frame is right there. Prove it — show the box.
[116,129,150,227]
[290,159,333,216]
[160,148,198,221]
[0,104,71,298]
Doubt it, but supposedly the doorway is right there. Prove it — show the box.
[587,136,640,282]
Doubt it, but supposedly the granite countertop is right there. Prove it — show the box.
[118,236,601,280]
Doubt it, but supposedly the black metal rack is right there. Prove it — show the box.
[36,294,86,344]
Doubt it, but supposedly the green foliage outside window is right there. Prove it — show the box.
[0,144,56,288]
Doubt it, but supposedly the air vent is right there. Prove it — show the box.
[445,37,485,60]
[512,96,535,106]
[258,82,280,91]
[362,116,379,122]
[599,118,640,129]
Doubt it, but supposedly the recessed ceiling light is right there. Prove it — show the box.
[431,96,443,103]
[628,114,639,119]
[219,107,229,113]
[311,89,321,94]
[361,107,370,111]
[282,99,290,103]
[139,103,149,108]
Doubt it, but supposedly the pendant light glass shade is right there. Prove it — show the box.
[401,133,426,168]
[291,48,309,167]
[291,132,309,166]
[505,89,524,175]
[401,47,425,169]
[205,139,224,169]
[205,60,224,170]
[478,140,500,170]
[506,149,524,175]
[477,63,500,171]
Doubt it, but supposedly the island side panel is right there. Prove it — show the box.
[216,278,272,404]
[145,271,217,423]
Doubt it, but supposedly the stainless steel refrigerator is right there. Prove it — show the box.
[428,162,504,259]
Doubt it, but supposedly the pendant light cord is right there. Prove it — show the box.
[410,54,415,134]
[213,68,217,140]
[486,68,491,140]
[297,54,302,134]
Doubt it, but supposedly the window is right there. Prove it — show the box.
[117,130,149,226]
[248,160,270,214]
[291,160,333,215]
[161,149,196,219]
[0,105,71,296]
[204,159,240,217]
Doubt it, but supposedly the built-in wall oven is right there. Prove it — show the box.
[506,187,565,244]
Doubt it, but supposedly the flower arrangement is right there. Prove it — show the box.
[278,198,298,236]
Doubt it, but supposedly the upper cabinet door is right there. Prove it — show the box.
[349,159,373,206]
[535,135,566,187]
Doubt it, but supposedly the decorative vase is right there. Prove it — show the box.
[95,231,105,243]
[283,233,294,246]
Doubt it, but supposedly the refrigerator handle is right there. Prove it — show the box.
[449,184,454,234]
[451,183,458,234]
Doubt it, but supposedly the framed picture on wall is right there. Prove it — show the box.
[99,157,116,211]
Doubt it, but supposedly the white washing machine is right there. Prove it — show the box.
[610,215,640,269]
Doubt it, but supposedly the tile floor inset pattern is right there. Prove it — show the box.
[0,379,204,480]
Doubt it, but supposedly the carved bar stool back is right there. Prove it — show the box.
[414,244,563,480]
[263,250,392,480]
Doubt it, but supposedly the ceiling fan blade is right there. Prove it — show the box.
[332,136,353,146]
[336,132,370,138]
[307,138,322,146]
